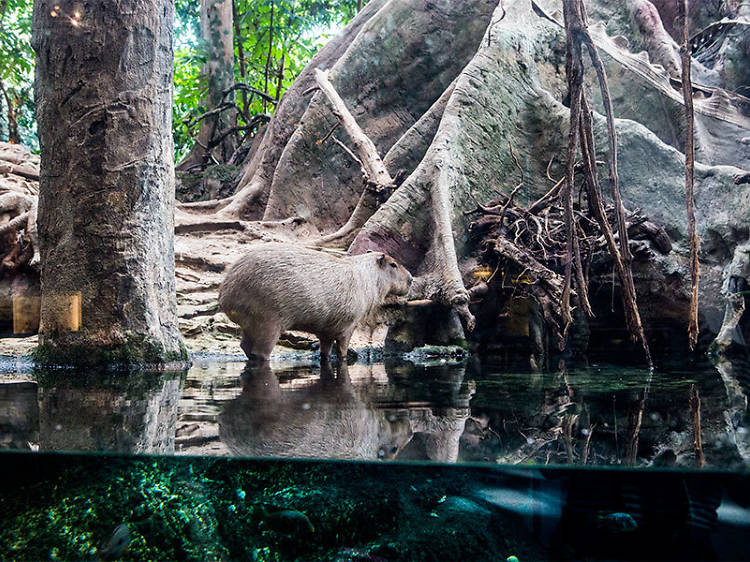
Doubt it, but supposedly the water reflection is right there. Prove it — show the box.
[7,370,184,454]
[219,360,473,462]
[0,354,748,468]
[0,380,38,449]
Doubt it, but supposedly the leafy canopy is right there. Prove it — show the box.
[0,0,364,156]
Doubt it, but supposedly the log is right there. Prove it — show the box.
[0,164,40,181]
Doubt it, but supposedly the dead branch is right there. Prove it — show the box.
[527,177,564,214]
[313,69,393,186]
[679,0,700,350]
[562,0,594,332]
[569,0,652,367]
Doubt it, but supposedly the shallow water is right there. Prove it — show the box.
[2,353,750,560]
[2,353,749,469]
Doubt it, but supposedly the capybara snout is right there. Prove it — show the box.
[218,243,413,362]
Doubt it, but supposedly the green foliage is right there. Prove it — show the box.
[0,0,36,149]
[173,0,365,160]
[0,455,534,561]
[0,0,365,157]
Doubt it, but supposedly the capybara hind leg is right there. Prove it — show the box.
[334,330,354,363]
[318,335,333,363]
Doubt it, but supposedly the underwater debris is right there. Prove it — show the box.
[256,506,315,535]
[97,523,130,561]
[596,512,638,533]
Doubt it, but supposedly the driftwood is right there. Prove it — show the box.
[467,158,670,352]
[0,164,39,181]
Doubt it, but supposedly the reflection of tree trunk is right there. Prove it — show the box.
[0,381,38,450]
[38,373,182,453]
[625,387,648,466]
[32,0,185,364]
[689,384,706,468]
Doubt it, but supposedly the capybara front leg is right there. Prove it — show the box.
[240,331,257,361]
[241,321,281,362]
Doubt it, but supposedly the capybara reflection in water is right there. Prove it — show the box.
[219,243,413,362]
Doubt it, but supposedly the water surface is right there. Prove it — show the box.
[2,354,748,469]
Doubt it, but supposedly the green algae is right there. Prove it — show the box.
[33,337,189,370]
[0,455,534,561]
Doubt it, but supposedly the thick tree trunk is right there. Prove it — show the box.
[31,0,185,365]
[176,0,236,170]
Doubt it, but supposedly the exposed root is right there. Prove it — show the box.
[679,0,701,350]
[565,0,652,367]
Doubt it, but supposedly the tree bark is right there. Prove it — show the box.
[0,79,20,144]
[678,0,700,350]
[32,0,185,365]
[176,0,236,170]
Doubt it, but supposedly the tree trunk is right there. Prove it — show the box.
[176,0,236,170]
[31,0,185,365]
[0,79,20,144]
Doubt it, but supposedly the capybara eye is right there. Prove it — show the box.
[390,262,397,268]
[391,446,398,454]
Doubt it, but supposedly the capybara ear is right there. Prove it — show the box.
[377,254,386,267]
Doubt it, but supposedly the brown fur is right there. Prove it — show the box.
[219,243,412,361]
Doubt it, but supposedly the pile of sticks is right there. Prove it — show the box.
[465,161,671,352]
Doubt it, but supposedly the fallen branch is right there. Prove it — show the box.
[562,2,594,331]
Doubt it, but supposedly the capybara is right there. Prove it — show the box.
[218,242,413,361]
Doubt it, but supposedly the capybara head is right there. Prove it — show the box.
[375,253,413,296]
